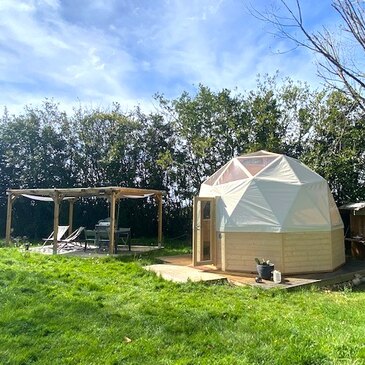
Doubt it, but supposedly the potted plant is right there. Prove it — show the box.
[255,258,274,280]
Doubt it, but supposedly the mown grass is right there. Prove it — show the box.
[1,244,365,365]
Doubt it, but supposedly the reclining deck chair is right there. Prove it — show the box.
[42,225,69,246]
[58,227,85,251]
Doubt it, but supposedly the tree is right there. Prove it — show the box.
[157,85,252,196]
[252,0,365,111]
[0,104,70,189]
[0,101,72,238]
[245,75,286,153]
[70,104,140,187]
[301,90,365,203]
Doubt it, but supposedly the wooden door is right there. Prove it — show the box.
[193,197,216,266]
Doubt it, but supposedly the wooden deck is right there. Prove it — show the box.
[156,254,365,289]
[31,244,161,257]
[145,264,228,284]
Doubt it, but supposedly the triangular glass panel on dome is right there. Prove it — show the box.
[215,158,249,185]
[237,155,278,176]
[256,156,300,183]
[203,162,230,186]
[242,150,277,157]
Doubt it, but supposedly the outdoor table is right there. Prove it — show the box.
[95,226,131,253]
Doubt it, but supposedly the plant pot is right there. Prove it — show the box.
[256,264,274,280]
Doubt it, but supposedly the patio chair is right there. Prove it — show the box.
[58,227,85,251]
[84,229,97,250]
[42,225,69,246]
[95,229,110,252]
[116,228,131,251]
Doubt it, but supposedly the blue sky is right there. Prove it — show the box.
[0,0,337,115]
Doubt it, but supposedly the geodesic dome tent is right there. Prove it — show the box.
[193,151,345,274]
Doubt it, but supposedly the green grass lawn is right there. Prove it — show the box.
[1,244,365,365]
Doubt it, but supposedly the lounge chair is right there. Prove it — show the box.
[42,225,69,246]
[58,227,85,251]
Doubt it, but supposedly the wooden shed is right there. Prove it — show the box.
[193,151,345,275]
[339,202,365,259]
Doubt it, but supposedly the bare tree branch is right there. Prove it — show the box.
[251,0,365,111]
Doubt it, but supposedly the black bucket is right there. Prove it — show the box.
[256,264,274,280]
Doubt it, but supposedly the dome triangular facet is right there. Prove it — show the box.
[256,155,300,183]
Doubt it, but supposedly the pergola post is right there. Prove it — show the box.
[109,192,116,254]
[157,194,163,248]
[5,193,16,246]
[192,196,197,266]
[68,199,75,236]
[52,193,61,255]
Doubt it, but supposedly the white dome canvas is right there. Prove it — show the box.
[199,151,343,233]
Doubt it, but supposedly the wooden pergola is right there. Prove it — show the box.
[6,186,164,254]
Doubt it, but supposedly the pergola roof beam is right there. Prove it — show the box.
[7,186,165,199]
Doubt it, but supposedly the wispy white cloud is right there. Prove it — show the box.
[0,0,140,113]
[0,0,339,115]
[124,0,322,94]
